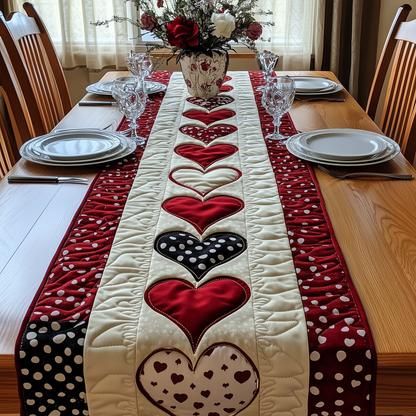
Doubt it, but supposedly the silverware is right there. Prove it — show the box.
[78,101,117,106]
[53,123,113,133]
[317,165,414,180]
[53,126,130,136]
[8,176,89,184]
[295,97,345,102]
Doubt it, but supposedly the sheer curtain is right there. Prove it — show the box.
[257,0,325,70]
[8,0,135,70]
[9,0,324,72]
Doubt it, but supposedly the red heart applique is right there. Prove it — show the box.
[186,96,234,111]
[175,144,238,169]
[179,125,238,144]
[220,84,234,92]
[144,277,250,351]
[162,195,244,234]
[223,75,232,83]
[183,109,236,126]
[137,343,259,416]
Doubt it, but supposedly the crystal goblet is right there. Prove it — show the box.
[256,51,279,91]
[111,76,147,147]
[262,76,295,143]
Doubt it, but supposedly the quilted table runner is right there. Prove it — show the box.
[16,71,376,416]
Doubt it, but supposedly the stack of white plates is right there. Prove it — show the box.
[286,129,401,166]
[293,76,343,96]
[86,79,167,95]
[20,129,136,166]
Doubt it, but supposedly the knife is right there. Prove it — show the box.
[78,101,118,106]
[8,176,89,184]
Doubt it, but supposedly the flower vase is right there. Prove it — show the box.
[179,51,229,99]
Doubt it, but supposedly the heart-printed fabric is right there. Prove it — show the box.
[145,277,250,351]
[169,167,241,197]
[154,231,247,281]
[179,125,238,144]
[183,109,236,126]
[162,196,244,234]
[174,144,238,170]
[137,344,259,416]
[187,96,235,111]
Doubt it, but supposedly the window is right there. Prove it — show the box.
[10,0,324,71]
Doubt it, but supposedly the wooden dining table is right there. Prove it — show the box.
[1,70,416,416]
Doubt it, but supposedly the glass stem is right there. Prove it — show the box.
[129,118,138,139]
[273,115,282,137]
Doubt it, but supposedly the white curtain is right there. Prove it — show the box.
[257,0,325,70]
[10,0,325,71]
[9,0,135,69]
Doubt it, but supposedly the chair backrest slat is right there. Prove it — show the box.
[366,4,416,164]
[0,37,30,175]
[0,2,72,139]
[366,5,412,120]
[380,39,416,148]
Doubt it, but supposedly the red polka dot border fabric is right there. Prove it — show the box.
[249,71,376,416]
[15,71,173,416]
[15,71,376,416]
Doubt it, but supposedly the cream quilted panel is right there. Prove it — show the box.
[84,72,309,416]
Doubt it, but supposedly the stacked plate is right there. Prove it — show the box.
[20,129,136,166]
[86,79,167,95]
[293,76,343,96]
[286,129,401,166]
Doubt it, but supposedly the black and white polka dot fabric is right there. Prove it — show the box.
[19,321,88,416]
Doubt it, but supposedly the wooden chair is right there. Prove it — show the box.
[0,2,72,137]
[0,36,33,175]
[366,4,416,164]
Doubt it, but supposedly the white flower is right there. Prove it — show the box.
[211,11,236,38]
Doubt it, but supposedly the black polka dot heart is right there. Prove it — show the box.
[154,231,247,281]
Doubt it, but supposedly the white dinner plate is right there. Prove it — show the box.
[295,82,343,96]
[21,135,136,166]
[292,133,395,164]
[32,130,122,160]
[297,129,388,160]
[286,132,400,167]
[293,76,338,93]
[86,80,167,95]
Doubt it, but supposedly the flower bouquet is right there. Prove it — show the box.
[96,0,273,98]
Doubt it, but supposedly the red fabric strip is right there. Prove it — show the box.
[249,71,376,416]
[15,72,173,416]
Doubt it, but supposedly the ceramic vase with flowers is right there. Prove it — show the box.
[122,0,272,99]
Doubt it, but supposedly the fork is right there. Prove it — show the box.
[317,165,414,180]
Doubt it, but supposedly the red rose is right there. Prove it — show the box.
[221,3,230,12]
[167,17,199,48]
[141,13,157,31]
[157,0,163,7]
[246,22,262,41]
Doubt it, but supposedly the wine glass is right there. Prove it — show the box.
[125,53,153,99]
[111,76,147,147]
[142,55,153,80]
[256,51,279,91]
[262,76,295,143]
